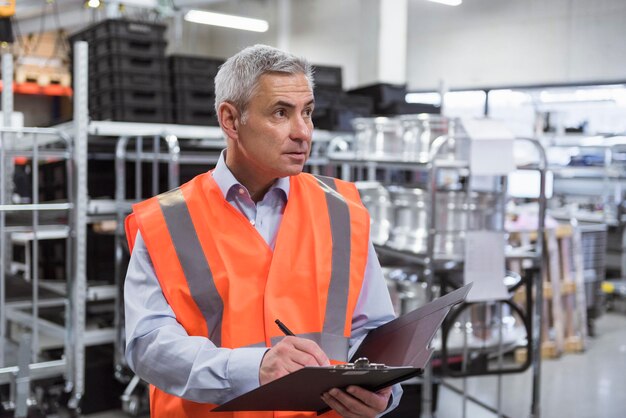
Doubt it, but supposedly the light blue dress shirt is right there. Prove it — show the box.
[124,151,402,413]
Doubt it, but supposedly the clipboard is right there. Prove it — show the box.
[212,358,420,413]
[213,283,472,412]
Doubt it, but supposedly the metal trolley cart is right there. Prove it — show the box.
[327,120,548,418]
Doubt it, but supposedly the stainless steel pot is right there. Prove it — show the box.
[386,186,503,257]
[355,181,392,245]
[383,267,430,315]
[399,114,459,162]
[351,117,405,160]
[351,115,466,162]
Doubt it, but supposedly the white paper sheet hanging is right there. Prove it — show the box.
[464,230,509,302]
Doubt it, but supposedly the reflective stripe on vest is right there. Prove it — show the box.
[313,175,351,339]
[157,188,224,346]
[155,177,353,359]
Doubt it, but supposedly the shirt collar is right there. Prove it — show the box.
[212,150,290,200]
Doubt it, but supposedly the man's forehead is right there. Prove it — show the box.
[254,73,314,102]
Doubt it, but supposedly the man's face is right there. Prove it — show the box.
[232,72,314,183]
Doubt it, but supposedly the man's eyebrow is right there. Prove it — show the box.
[272,99,315,108]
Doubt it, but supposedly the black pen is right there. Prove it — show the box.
[275,319,295,336]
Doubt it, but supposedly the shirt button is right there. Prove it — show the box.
[238,188,245,195]
[250,219,256,226]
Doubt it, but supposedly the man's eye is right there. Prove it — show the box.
[304,108,313,117]
[275,109,286,117]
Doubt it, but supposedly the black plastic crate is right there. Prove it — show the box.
[171,73,216,91]
[173,105,218,126]
[90,36,167,58]
[347,83,407,110]
[94,87,171,109]
[90,71,170,91]
[91,104,173,123]
[169,55,224,76]
[314,89,342,111]
[312,65,343,91]
[172,89,214,108]
[335,94,374,114]
[89,53,168,75]
[70,19,166,44]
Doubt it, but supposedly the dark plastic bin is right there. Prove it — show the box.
[89,53,168,74]
[173,105,218,126]
[314,89,342,111]
[169,55,224,76]
[70,19,166,43]
[171,73,216,91]
[312,65,343,91]
[90,71,170,91]
[335,94,374,113]
[90,36,167,58]
[91,104,173,123]
[94,87,171,109]
[347,83,407,110]
[172,89,214,108]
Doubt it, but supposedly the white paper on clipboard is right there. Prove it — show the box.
[464,230,509,302]
[463,118,516,176]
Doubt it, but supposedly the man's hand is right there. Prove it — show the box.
[321,385,393,418]
[259,336,330,385]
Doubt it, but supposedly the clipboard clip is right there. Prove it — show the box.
[332,357,387,370]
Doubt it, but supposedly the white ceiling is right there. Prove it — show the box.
[14,0,228,34]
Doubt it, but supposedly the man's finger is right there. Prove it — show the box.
[286,336,330,366]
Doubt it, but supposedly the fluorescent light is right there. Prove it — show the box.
[427,0,462,6]
[86,0,101,8]
[184,10,269,32]
[405,92,441,105]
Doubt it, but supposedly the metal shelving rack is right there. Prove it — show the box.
[548,140,626,277]
[0,125,75,414]
[328,135,548,418]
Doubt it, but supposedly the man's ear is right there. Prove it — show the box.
[218,102,240,140]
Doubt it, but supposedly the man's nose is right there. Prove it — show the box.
[290,114,312,141]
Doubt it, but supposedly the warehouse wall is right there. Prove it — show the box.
[405,0,626,90]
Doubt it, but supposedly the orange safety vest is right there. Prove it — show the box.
[125,171,371,418]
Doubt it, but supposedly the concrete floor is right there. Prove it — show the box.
[84,312,626,418]
[436,312,626,418]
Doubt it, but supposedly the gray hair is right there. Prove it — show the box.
[214,44,314,123]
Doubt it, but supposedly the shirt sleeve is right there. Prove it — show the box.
[124,231,268,404]
[349,240,404,415]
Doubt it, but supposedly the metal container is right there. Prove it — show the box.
[351,114,466,162]
[351,117,405,160]
[387,186,503,257]
[399,114,459,162]
[356,181,392,245]
[383,267,430,315]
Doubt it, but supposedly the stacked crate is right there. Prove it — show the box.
[312,65,373,131]
[69,19,172,123]
[169,55,223,125]
[347,83,440,116]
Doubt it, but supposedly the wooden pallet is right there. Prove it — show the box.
[15,65,71,87]
[509,223,588,363]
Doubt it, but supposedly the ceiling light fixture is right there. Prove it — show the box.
[184,10,269,32]
[86,0,101,8]
[427,0,462,6]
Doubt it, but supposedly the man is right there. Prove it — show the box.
[124,44,402,417]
